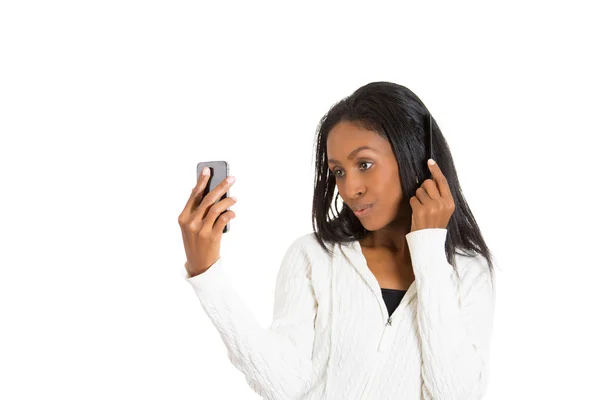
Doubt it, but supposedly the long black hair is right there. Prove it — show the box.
[311,82,496,283]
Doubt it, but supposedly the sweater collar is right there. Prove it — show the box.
[338,240,417,320]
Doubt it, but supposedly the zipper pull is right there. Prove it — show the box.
[378,317,394,352]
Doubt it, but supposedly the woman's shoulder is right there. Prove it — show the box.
[286,232,335,262]
[453,251,495,292]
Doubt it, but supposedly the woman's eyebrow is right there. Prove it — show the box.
[328,146,378,164]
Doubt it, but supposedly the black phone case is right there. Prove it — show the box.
[196,160,230,234]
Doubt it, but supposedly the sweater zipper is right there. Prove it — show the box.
[362,317,393,397]
[377,316,394,352]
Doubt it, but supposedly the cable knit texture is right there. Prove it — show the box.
[183,228,496,399]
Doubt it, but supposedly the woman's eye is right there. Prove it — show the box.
[360,161,373,170]
[333,162,372,178]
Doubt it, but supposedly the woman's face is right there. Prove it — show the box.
[326,120,406,231]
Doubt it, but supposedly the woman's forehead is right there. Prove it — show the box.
[327,123,390,161]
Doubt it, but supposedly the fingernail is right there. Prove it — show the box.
[428,159,435,165]
[202,167,210,176]
[226,176,235,184]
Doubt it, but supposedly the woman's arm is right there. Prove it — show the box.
[183,236,318,400]
[406,228,496,400]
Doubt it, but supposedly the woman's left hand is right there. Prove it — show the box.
[409,159,456,233]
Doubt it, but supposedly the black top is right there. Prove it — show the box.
[381,288,406,317]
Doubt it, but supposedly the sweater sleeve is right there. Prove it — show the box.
[405,228,496,400]
[182,236,318,400]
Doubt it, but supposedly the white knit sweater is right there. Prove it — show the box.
[183,228,496,400]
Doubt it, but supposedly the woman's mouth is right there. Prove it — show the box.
[353,203,374,218]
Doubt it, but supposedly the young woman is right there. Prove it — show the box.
[178,82,497,400]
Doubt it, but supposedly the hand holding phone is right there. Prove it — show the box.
[178,162,236,277]
[195,161,231,234]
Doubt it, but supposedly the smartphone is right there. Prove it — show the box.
[196,160,231,234]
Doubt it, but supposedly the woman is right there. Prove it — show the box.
[178,82,497,399]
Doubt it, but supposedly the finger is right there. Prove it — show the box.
[427,159,452,199]
[181,170,211,219]
[421,179,440,200]
[213,209,236,236]
[194,195,237,232]
[415,187,432,204]
[196,175,235,216]
[410,195,423,209]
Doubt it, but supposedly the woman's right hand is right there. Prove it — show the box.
[178,168,237,277]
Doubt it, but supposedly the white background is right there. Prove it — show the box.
[1,1,598,399]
